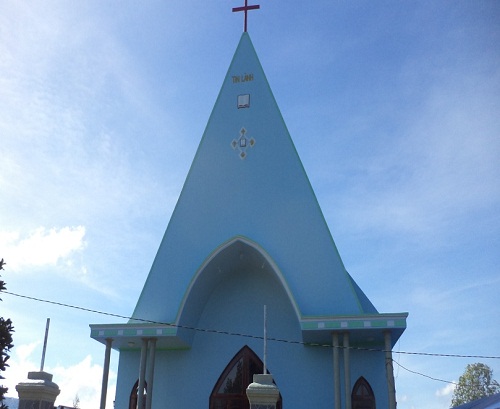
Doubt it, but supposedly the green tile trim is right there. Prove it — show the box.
[300,317,407,331]
[90,325,178,339]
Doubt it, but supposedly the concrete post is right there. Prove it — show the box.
[137,338,148,409]
[145,338,157,409]
[385,331,396,409]
[246,374,280,409]
[99,338,113,409]
[333,333,341,409]
[343,332,351,409]
[16,371,60,409]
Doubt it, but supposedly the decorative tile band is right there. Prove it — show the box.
[300,319,406,331]
[91,326,177,339]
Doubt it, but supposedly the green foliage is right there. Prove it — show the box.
[0,259,14,409]
[0,318,14,373]
[451,363,500,407]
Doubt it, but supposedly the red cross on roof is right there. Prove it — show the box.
[232,0,260,33]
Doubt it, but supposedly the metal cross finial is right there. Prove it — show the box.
[232,0,260,33]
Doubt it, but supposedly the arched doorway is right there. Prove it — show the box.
[129,379,147,409]
[351,377,375,409]
[209,345,282,409]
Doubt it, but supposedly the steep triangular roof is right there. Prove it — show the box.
[132,33,377,324]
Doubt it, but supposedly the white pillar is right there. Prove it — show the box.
[145,338,157,409]
[99,338,113,409]
[343,332,351,409]
[246,374,280,408]
[332,333,341,409]
[137,338,148,409]
[385,331,396,409]
[15,371,60,409]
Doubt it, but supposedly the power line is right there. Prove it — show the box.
[393,360,458,385]
[3,290,500,360]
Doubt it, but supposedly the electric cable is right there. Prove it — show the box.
[393,360,458,385]
[3,290,500,360]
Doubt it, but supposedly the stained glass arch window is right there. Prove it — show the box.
[351,377,375,409]
[129,379,147,409]
[210,345,282,409]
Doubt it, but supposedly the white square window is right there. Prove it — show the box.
[237,94,250,108]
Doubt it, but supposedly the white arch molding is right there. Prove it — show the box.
[175,236,302,333]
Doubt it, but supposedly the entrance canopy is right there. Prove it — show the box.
[91,238,407,351]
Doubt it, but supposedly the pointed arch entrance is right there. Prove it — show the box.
[351,377,375,409]
[209,345,282,409]
[177,237,301,346]
[129,379,147,409]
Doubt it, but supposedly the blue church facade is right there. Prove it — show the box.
[91,32,407,409]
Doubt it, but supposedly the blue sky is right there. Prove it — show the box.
[1,1,499,408]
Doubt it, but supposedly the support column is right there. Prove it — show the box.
[385,331,396,409]
[99,338,113,409]
[137,338,148,409]
[332,333,341,409]
[145,338,157,409]
[343,332,351,409]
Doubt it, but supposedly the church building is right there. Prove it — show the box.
[90,7,408,409]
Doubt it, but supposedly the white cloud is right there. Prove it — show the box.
[52,355,116,409]
[331,65,500,245]
[0,2,174,232]
[436,382,456,397]
[14,341,40,363]
[0,226,86,272]
[3,342,41,400]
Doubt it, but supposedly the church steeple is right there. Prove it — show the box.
[131,32,380,326]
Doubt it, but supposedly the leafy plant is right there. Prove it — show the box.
[451,363,500,407]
